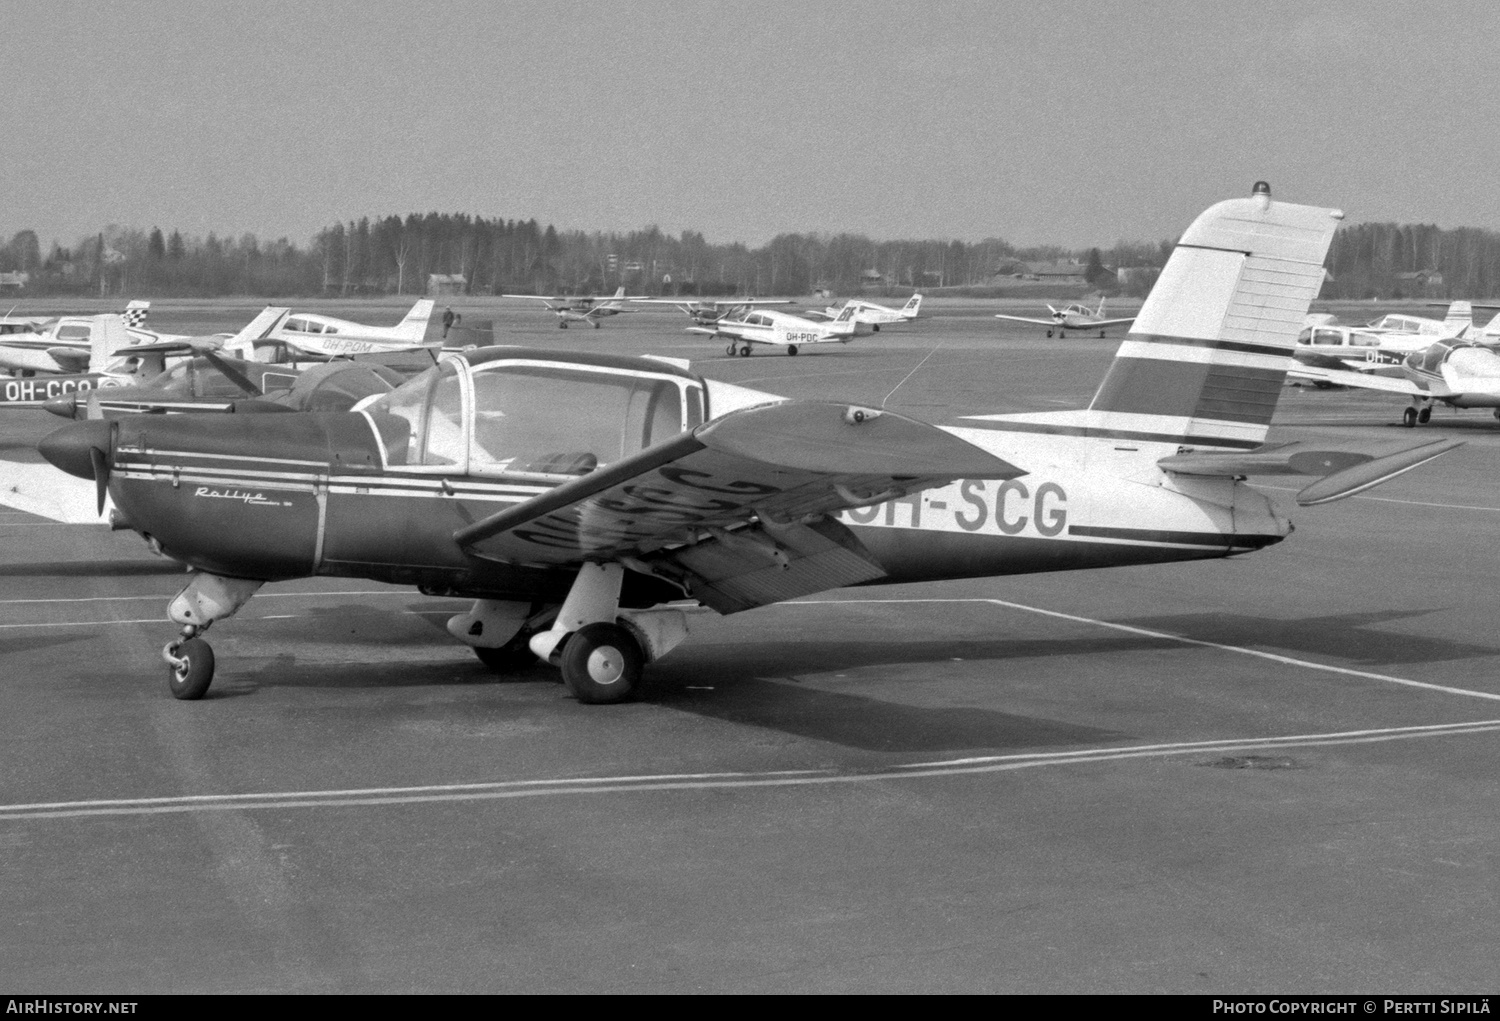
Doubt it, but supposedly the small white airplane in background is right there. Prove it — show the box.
[0,301,153,374]
[504,287,645,328]
[1293,334,1500,427]
[994,297,1136,338]
[1293,322,1437,376]
[808,294,922,332]
[690,304,859,356]
[633,297,793,326]
[222,300,436,360]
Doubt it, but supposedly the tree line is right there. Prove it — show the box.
[4,214,1500,299]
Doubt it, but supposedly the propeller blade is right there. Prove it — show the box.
[200,350,264,397]
[89,445,110,515]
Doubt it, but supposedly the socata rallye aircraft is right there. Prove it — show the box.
[33,184,1460,704]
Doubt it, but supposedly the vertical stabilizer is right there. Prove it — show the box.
[902,294,922,317]
[120,300,150,329]
[1441,300,1473,338]
[87,315,130,373]
[395,299,436,342]
[1086,183,1341,449]
[223,306,291,360]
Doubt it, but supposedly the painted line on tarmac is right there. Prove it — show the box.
[1253,483,1500,513]
[1,720,1495,823]
[799,597,1500,704]
[0,590,414,606]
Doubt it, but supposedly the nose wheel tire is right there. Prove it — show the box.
[1402,407,1418,428]
[559,622,643,704]
[725,342,736,357]
[165,637,215,700]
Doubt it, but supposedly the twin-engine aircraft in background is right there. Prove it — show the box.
[808,294,922,331]
[995,297,1136,338]
[19,184,1460,706]
[689,304,859,356]
[504,287,644,328]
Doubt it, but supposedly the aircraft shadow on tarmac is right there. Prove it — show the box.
[0,633,92,657]
[1118,607,1496,667]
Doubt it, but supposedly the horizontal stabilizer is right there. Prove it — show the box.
[47,347,91,372]
[1294,439,1462,506]
[1159,441,1377,477]
[1287,364,1425,394]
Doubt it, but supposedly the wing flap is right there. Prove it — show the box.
[455,402,1022,566]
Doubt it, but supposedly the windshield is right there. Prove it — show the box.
[369,361,464,466]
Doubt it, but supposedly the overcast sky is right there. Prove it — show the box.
[5,0,1497,250]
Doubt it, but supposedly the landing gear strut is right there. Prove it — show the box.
[159,573,262,700]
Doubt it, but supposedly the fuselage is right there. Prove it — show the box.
[60,352,1288,607]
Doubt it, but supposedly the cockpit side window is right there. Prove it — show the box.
[1312,328,1343,346]
[468,364,686,476]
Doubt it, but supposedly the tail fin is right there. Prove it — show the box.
[1478,311,1500,343]
[1441,300,1472,338]
[395,299,435,342]
[613,286,626,299]
[119,300,149,329]
[87,315,130,372]
[902,294,922,317]
[1086,184,1341,449]
[223,306,291,359]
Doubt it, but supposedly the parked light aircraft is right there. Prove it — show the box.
[0,301,153,375]
[690,304,859,356]
[13,184,1461,705]
[504,287,644,329]
[633,298,793,327]
[1292,334,1500,426]
[1293,323,1433,375]
[808,294,922,331]
[225,300,436,360]
[994,297,1135,338]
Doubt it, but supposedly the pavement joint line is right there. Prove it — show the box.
[1252,483,1500,512]
[3,722,1497,823]
[796,597,1500,704]
[0,590,415,606]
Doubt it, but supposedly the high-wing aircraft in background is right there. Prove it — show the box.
[224,300,436,360]
[690,304,859,356]
[504,287,645,328]
[808,294,922,331]
[15,184,1461,705]
[632,298,793,326]
[994,297,1136,338]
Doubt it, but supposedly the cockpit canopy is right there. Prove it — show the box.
[363,353,707,477]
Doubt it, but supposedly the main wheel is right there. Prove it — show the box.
[558,623,643,704]
[1402,407,1417,428]
[1418,406,1432,424]
[1099,329,1106,338]
[167,637,215,700]
[739,345,752,357]
[1046,329,1053,338]
[559,321,568,329]
[593,320,601,329]
[1059,330,1067,338]
[787,345,798,356]
[873,324,880,332]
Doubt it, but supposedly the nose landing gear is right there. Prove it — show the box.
[164,627,215,700]
[160,573,263,700]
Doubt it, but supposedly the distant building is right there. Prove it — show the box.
[1024,260,1089,285]
[860,268,885,288]
[1394,270,1442,295]
[0,271,28,291]
[427,273,466,296]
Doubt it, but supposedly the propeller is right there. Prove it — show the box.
[200,350,264,398]
[89,446,110,515]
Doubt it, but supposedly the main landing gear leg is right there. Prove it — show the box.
[528,563,641,703]
[161,573,263,700]
[446,599,552,675]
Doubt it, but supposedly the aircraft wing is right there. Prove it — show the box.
[1090,317,1137,328]
[46,348,92,373]
[1287,364,1426,394]
[993,314,1060,326]
[0,461,111,524]
[454,402,1023,612]
[1159,438,1462,506]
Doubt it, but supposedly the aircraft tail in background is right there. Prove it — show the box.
[120,300,150,329]
[394,299,436,342]
[902,294,922,317]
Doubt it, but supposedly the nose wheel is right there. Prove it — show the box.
[163,626,215,700]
